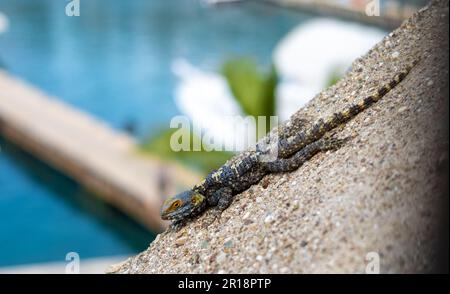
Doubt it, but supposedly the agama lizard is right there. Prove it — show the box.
[161,61,418,226]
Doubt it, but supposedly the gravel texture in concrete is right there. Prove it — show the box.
[110,0,449,274]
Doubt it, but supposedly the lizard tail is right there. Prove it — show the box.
[326,59,419,127]
[279,60,419,158]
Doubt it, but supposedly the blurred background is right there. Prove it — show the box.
[0,0,426,273]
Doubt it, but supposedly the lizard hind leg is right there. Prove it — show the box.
[319,134,349,152]
[279,115,310,140]
[263,136,349,173]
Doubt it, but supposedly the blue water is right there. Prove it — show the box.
[0,0,310,266]
[0,139,154,266]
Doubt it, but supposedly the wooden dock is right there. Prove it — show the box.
[263,0,422,29]
[0,70,201,232]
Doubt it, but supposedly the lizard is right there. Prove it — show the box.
[161,61,418,226]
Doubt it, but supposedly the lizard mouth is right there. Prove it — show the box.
[160,209,179,220]
[160,206,189,221]
[161,211,186,221]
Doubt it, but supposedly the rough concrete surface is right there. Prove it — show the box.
[110,0,449,274]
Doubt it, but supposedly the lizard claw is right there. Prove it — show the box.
[169,220,186,231]
[200,209,222,228]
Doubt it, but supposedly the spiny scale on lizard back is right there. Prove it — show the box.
[194,152,259,194]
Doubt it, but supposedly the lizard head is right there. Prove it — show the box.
[160,190,207,221]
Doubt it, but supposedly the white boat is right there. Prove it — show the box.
[0,11,9,35]
[273,18,386,119]
[200,0,244,6]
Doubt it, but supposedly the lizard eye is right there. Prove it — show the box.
[171,200,181,210]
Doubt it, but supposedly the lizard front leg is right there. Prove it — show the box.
[202,187,233,226]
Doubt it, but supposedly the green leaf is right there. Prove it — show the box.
[221,57,278,134]
[325,67,343,88]
[139,128,233,174]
